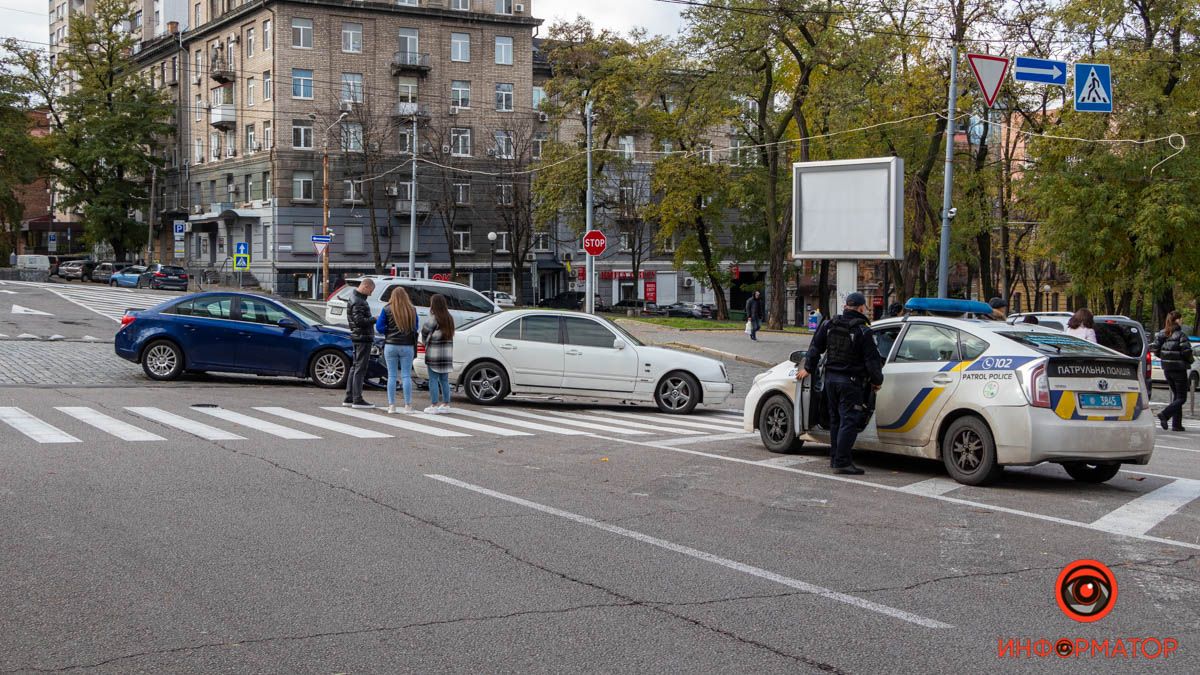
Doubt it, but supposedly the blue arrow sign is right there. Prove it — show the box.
[235,242,248,255]
[311,234,332,243]
[1013,56,1067,85]
[1074,63,1112,113]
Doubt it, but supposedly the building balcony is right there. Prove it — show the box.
[210,58,235,83]
[209,103,236,129]
[394,199,430,214]
[392,102,430,118]
[391,51,431,76]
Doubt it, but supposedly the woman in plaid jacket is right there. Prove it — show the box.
[420,294,456,414]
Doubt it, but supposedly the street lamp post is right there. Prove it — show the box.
[319,112,348,299]
[487,231,497,295]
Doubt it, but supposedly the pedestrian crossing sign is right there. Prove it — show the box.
[1074,63,1112,113]
[233,253,249,270]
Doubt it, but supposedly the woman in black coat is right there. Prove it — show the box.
[1154,310,1193,432]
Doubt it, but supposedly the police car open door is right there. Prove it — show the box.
[874,323,966,448]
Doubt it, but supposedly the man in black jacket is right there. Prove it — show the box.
[795,292,884,475]
[344,278,376,408]
[745,291,764,341]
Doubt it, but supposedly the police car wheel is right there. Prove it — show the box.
[758,394,804,453]
[1061,461,1121,484]
[941,416,1003,486]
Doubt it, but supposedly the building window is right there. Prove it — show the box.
[728,138,743,165]
[494,130,514,159]
[291,68,313,99]
[496,0,513,15]
[453,180,470,205]
[396,0,418,5]
[293,224,314,249]
[291,18,312,48]
[532,133,546,160]
[340,73,364,103]
[533,232,551,251]
[292,119,313,149]
[619,233,631,251]
[263,170,271,198]
[342,22,362,53]
[344,226,364,253]
[212,84,233,105]
[244,173,254,200]
[452,0,470,9]
[246,27,255,57]
[293,171,314,201]
[451,127,472,156]
[194,49,202,77]
[454,228,471,252]
[397,127,411,154]
[194,3,200,27]
[451,80,471,108]
[343,180,363,203]
[194,94,201,121]
[532,85,546,110]
[209,132,221,160]
[341,123,364,152]
[246,124,256,152]
[493,231,510,252]
[263,20,271,49]
[398,28,419,61]
[496,183,514,206]
[193,137,204,163]
[619,135,635,159]
[262,70,271,99]
[661,140,673,154]
[494,83,513,111]
[246,77,255,106]
[397,76,418,103]
[495,36,513,65]
[451,32,470,62]
[263,122,272,149]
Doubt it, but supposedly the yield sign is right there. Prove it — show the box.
[966,53,1010,107]
[313,241,329,256]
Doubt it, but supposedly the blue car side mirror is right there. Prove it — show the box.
[277,318,299,330]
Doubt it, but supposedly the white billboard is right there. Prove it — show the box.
[792,156,904,260]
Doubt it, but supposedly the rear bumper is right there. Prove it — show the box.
[113,332,139,363]
[990,405,1155,465]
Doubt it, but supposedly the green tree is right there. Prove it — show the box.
[0,67,44,261]
[4,0,173,259]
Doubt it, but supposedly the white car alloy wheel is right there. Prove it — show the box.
[311,351,349,388]
[465,362,509,405]
[655,372,700,414]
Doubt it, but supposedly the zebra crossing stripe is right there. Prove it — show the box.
[56,406,165,441]
[323,407,472,437]
[1090,478,1200,536]
[540,409,706,435]
[253,407,392,439]
[191,407,321,440]
[500,409,652,435]
[0,407,81,443]
[405,411,533,437]
[601,410,743,433]
[451,409,589,435]
[126,407,245,441]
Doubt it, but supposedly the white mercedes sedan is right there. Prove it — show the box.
[414,309,733,413]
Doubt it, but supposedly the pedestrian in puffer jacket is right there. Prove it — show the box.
[343,279,376,408]
[1154,310,1193,431]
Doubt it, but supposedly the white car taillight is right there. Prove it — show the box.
[1029,363,1051,408]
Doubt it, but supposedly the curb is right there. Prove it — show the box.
[660,341,774,368]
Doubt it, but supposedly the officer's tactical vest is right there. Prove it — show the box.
[825,317,866,368]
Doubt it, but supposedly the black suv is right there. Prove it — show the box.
[538,291,606,311]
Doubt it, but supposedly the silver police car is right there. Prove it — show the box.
[744,299,1154,486]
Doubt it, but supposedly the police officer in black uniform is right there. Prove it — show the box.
[795,292,884,475]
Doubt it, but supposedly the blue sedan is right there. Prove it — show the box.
[109,265,147,287]
[115,292,384,388]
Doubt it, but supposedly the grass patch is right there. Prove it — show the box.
[609,314,809,333]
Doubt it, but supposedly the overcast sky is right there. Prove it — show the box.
[0,1,684,51]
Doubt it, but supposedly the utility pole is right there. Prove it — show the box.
[146,165,157,263]
[584,99,594,315]
[407,114,418,277]
[320,112,347,299]
[937,44,959,299]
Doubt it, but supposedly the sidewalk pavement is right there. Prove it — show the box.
[615,320,810,368]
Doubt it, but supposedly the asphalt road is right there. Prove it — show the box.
[1,282,1198,672]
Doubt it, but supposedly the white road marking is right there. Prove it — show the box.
[451,409,589,435]
[191,407,321,440]
[656,431,759,447]
[0,290,17,294]
[580,433,1200,552]
[16,333,38,340]
[56,407,165,441]
[500,409,652,435]
[601,410,744,433]
[1090,479,1200,536]
[407,411,533,437]
[541,410,706,435]
[126,407,245,441]
[253,407,392,439]
[11,304,52,316]
[756,456,820,467]
[427,474,954,630]
[1155,444,1200,454]
[324,407,473,437]
[0,407,80,443]
[897,477,963,497]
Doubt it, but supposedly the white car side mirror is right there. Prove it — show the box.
[614,339,626,350]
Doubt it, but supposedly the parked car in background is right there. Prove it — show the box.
[613,299,662,315]
[57,261,84,281]
[537,291,606,312]
[413,309,732,413]
[1007,312,1150,387]
[15,255,50,271]
[91,262,131,284]
[482,290,516,308]
[115,292,385,388]
[136,264,189,291]
[326,275,500,327]
[662,302,711,318]
[110,266,147,288]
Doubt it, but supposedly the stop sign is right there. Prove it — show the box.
[582,230,607,256]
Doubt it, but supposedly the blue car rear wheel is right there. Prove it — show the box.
[141,340,183,381]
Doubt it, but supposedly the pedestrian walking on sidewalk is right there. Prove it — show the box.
[794,292,884,475]
[343,279,377,409]
[745,291,765,341]
[376,286,419,414]
[421,294,456,414]
[1155,310,1192,432]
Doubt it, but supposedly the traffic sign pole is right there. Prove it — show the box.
[938,45,959,299]
[584,100,595,314]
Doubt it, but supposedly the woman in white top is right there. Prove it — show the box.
[1065,308,1097,342]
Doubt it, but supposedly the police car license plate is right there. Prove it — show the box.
[1078,393,1122,410]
